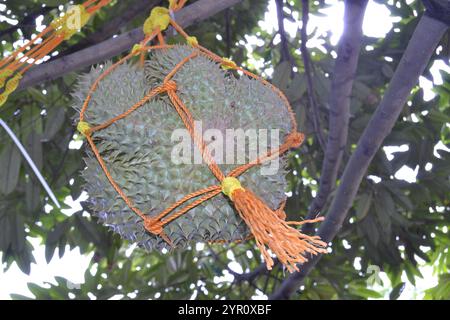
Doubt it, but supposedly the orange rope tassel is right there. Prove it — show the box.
[224,184,327,272]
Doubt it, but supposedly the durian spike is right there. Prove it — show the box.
[230,187,328,272]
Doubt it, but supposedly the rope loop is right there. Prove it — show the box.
[286,131,305,149]
[144,218,164,235]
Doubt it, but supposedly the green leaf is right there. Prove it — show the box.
[25,132,43,171]
[361,214,379,246]
[44,108,66,141]
[45,219,70,263]
[27,88,47,104]
[272,61,291,91]
[27,283,50,299]
[389,282,405,300]
[286,73,307,102]
[26,179,41,213]
[356,192,372,220]
[0,142,22,195]
[348,283,384,299]
[10,294,33,300]
[45,241,58,264]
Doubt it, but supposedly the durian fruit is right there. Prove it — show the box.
[72,45,294,251]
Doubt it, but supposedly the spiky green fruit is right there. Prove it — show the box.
[72,45,293,250]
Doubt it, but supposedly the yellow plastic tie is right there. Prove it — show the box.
[0,92,9,107]
[168,0,177,10]
[221,177,244,200]
[4,73,22,94]
[221,58,237,70]
[186,36,198,47]
[51,5,91,40]
[0,69,13,88]
[143,7,170,35]
[131,44,143,56]
[77,121,91,136]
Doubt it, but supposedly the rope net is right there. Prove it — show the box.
[0,0,112,107]
[78,1,327,272]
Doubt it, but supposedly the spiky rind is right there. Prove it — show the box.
[73,45,292,251]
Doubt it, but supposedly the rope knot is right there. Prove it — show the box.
[143,218,163,235]
[164,80,177,92]
[221,177,244,200]
[131,44,143,56]
[143,6,170,35]
[286,131,305,148]
[77,121,91,136]
[186,36,198,47]
[221,58,237,70]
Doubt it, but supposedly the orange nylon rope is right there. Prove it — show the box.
[0,0,112,106]
[78,1,326,272]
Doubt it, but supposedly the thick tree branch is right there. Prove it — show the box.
[270,14,448,300]
[17,0,243,91]
[306,0,368,221]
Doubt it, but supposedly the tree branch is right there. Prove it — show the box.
[275,0,293,64]
[300,0,327,151]
[270,13,448,300]
[17,0,243,91]
[306,0,368,221]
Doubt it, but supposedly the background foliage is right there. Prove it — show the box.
[0,0,449,299]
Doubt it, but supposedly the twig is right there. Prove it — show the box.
[275,0,294,65]
[299,0,326,151]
